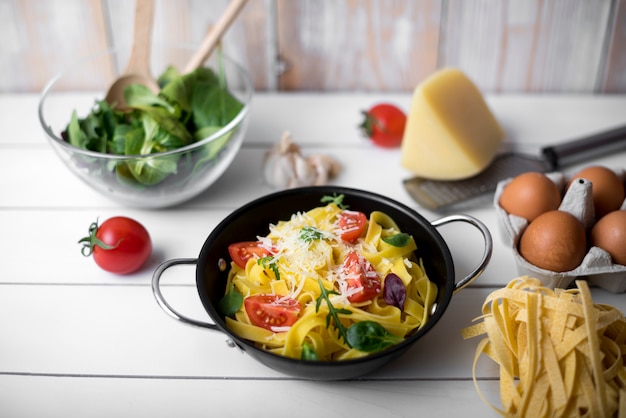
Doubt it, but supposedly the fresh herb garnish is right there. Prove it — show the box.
[301,342,319,361]
[315,279,352,344]
[346,321,403,352]
[218,283,243,316]
[315,279,402,353]
[382,233,411,247]
[321,194,348,209]
[257,256,281,280]
[383,273,407,310]
[299,226,326,243]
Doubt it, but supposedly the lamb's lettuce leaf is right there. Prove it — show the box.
[64,54,243,188]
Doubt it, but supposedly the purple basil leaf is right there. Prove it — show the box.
[383,273,406,310]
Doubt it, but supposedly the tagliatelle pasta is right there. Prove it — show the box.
[223,199,438,361]
[462,276,626,417]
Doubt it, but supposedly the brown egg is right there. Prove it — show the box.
[519,210,587,272]
[499,172,561,221]
[569,166,624,219]
[590,210,626,265]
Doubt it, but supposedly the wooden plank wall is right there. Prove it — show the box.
[1,0,625,94]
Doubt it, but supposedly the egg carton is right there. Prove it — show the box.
[495,168,626,293]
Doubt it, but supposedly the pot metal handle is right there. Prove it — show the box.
[431,214,493,294]
[151,257,219,331]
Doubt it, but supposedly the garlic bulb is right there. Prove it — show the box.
[263,132,341,189]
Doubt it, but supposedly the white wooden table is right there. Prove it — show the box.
[1,92,625,417]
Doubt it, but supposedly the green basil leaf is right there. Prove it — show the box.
[218,283,243,316]
[346,321,403,353]
[382,233,410,247]
[301,343,319,361]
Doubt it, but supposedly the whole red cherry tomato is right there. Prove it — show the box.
[360,103,407,148]
[79,217,152,274]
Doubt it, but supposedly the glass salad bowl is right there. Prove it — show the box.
[39,44,253,208]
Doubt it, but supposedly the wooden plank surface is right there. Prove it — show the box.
[0,376,503,417]
[1,0,625,93]
[1,0,110,92]
[276,0,442,91]
[442,0,614,93]
[603,0,626,92]
[2,92,626,417]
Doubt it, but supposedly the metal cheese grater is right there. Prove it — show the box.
[403,124,626,212]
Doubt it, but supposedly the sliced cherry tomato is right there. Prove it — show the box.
[341,251,381,303]
[79,216,152,275]
[338,210,367,243]
[244,294,301,331]
[360,103,407,148]
[228,241,271,269]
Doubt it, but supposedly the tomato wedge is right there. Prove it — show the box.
[228,241,271,269]
[342,251,381,303]
[338,210,367,243]
[244,294,301,331]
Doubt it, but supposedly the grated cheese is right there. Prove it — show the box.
[224,202,438,361]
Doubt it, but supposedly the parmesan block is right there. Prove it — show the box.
[401,68,504,180]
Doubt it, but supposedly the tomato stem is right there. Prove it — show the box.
[78,219,120,257]
[359,111,387,137]
[359,110,375,137]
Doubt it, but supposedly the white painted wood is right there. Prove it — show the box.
[443,0,614,93]
[1,0,625,93]
[0,376,502,417]
[1,92,626,416]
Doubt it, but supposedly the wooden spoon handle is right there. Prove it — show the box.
[183,0,248,73]
[125,0,155,75]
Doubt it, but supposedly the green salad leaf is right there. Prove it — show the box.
[64,51,244,188]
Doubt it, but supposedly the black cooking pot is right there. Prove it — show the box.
[152,186,492,380]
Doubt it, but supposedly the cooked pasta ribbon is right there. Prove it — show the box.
[224,202,438,361]
[462,276,626,417]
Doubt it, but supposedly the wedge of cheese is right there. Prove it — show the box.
[401,68,504,180]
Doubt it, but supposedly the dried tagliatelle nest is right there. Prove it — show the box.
[262,131,341,189]
[462,276,626,417]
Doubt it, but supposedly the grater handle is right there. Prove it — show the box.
[541,124,626,169]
